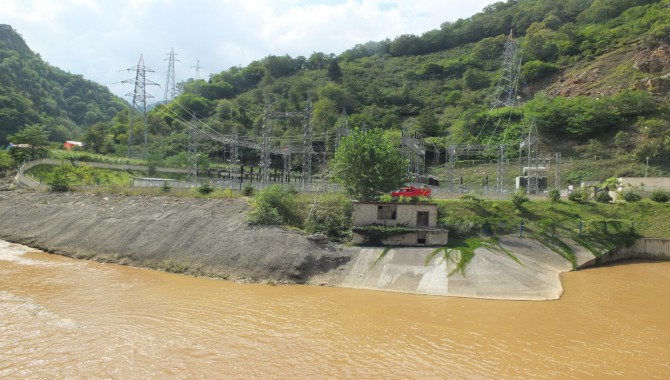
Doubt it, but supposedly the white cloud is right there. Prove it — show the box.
[0,0,499,98]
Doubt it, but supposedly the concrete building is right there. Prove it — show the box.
[352,202,449,246]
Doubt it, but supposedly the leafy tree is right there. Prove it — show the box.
[327,60,342,82]
[331,128,408,201]
[7,124,50,161]
[83,121,112,153]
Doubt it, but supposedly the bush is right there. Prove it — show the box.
[595,190,612,203]
[198,181,214,195]
[511,190,529,209]
[459,194,482,202]
[0,150,13,170]
[547,189,561,202]
[242,182,255,196]
[651,190,669,203]
[161,181,171,193]
[305,194,353,240]
[49,165,71,192]
[246,185,304,227]
[621,191,641,203]
[568,187,590,203]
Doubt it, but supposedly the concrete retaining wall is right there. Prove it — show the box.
[579,238,670,267]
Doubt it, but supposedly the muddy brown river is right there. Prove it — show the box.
[1,239,669,379]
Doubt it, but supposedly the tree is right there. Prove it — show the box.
[331,128,408,201]
[327,60,342,82]
[7,124,50,162]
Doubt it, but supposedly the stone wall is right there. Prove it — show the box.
[579,238,670,267]
[618,177,670,191]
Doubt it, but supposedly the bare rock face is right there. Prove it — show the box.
[633,44,670,73]
[635,75,670,95]
[548,68,603,97]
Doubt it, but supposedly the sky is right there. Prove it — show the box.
[2,0,499,99]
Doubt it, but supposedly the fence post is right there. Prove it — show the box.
[519,221,524,238]
[579,221,583,237]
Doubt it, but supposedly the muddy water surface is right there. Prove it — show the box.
[1,240,669,379]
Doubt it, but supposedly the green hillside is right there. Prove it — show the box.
[141,0,670,179]
[0,24,126,146]
[2,0,670,184]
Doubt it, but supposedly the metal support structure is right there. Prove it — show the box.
[491,29,524,110]
[191,60,204,80]
[283,151,292,182]
[260,102,272,187]
[402,130,426,184]
[555,152,562,190]
[122,54,159,159]
[497,144,508,193]
[187,114,198,182]
[446,145,457,193]
[301,96,314,189]
[335,108,349,151]
[164,48,179,103]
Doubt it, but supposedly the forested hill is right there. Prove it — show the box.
[155,0,670,169]
[0,24,126,145]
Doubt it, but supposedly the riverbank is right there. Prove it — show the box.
[0,188,354,283]
[2,179,669,300]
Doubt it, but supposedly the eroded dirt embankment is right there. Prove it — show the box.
[0,189,352,283]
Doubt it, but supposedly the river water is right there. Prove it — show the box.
[1,240,669,379]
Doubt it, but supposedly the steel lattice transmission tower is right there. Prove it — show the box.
[122,54,159,159]
[491,30,524,109]
[164,48,179,103]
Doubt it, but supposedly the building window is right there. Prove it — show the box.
[377,205,397,220]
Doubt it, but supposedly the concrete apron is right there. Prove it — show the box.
[336,236,595,301]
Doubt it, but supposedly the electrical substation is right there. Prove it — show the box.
[122,31,563,197]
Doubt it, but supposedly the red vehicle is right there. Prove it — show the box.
[391,186,431,198]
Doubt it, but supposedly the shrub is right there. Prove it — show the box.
[511,190,529,209]
[246,185,304,227]
[621,191,641,203]
[49,165,71,192]
[0,150,13,170]
[305,194,353,240]
[547,189,561,202]
[651,190,669,203]
[198,181,214,195]
[459,194,481,202]
[595,190,612,203]
[242,182,255,196]
[161,181,172,193]
[568,187,590,202]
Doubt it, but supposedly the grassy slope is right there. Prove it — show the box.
[437,197,670,239]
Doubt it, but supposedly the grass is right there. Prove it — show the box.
[437,197,670,240]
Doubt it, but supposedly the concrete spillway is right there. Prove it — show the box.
[336,236,596,300]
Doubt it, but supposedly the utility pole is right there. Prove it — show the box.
[122,54,159,159]
[164,48,179,103]
[192,60,203,80]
